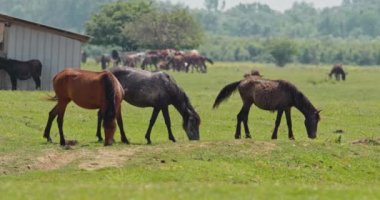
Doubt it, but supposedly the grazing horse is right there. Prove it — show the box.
[184,54,213,73]
[243,69,262,78]
[141,53,163,71]
[213,76,320,140]
[43,68,128,146]
[329,64,346,81]
[111,50,121,67]
[0,57,42,90]
[108,67,201,144]
[100,55,111,70]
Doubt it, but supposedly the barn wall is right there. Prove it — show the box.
[0,24,82,90]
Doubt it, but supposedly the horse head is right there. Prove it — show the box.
[183,108,200,141]
[304,110,321,139]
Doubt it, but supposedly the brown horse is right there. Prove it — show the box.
[108,67,200,144]
[43,68,128,146]
[0,57,42,90]
[329,64,346,81]
[213,76,320,140]
[243,69,262,78]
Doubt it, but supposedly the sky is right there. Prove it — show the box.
[162,0,343,11]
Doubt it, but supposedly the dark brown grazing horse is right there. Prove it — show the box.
[43,68,128,146]
[108,67,201,144]
[100,55,111,70]
[185,55,213,73]
[141,53,163,71]
[213,76,320,140]
[0,57,42,90]
[329,64,346,81]
[243,69,262,78]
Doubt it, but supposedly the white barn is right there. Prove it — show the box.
[0,13,89,90]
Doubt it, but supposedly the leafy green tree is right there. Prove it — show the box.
[124,9,203,49]
[267,38,297,67]
[85,0,153,50]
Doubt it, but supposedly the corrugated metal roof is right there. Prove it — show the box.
[0,13,90,43]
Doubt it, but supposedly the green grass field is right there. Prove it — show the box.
[0,62,379,199]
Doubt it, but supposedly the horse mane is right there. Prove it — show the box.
[284,81,318,118]
[166,73,200,125]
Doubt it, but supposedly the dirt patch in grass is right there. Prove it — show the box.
[32,149,88,171]
[31,147,140,171]
[10,140,276,173]
[78,148,139,171]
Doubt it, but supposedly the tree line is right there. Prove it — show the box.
[1,0,380,65]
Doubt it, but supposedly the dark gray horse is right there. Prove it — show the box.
[0,57,42,90]
[329,64,346,81]
[99,67,200,144]
[213,76,320,140]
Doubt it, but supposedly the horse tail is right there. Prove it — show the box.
[205,57,214,64]
[213,80,241,109]
[102,73,116,125]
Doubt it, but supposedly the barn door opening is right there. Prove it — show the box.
[0,22,5,57]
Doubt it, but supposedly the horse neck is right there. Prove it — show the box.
[293,91,317,118]
[172,93,191,121]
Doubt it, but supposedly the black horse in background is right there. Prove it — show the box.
[106,67,201,144]
[0,57,42,90]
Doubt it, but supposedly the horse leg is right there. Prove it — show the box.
[242,104,252,138]
[116,107,129,144]
[285,108,294,140]
[10,75,17,90]
[162,106,176,143]
[145,108,160,144]
[235,104,250,139]
[56,102,69,146]
[271,110,283,140]
[33,75,41,89]
[43,105,59,142]
[96,110,103,142]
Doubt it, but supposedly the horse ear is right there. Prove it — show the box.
[317,110,322,114]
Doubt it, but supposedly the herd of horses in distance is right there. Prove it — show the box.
[86,49,214,73]
[0,51,347,146]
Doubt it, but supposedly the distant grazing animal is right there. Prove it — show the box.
[0,57,42,90]
[43,68,128,146]
[167,54,187,72]
[213,76,320,140]
[100,55,111,70]
[122,52,144,68]
[141,53,163,71]
[111,50,121,67]
[329,64,346,81]
[184,54,213,73]
[81,51,88,63]
[243,69,262,78]
[108,67,201,144]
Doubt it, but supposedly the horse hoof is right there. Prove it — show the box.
[147,141,152,145]
[271,137,277,140]
[122,139,129,144]
[245,135,252,139]
[235,135,241,139]
[289,137,295,140]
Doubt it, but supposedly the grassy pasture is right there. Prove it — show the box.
[0,62,379,199]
